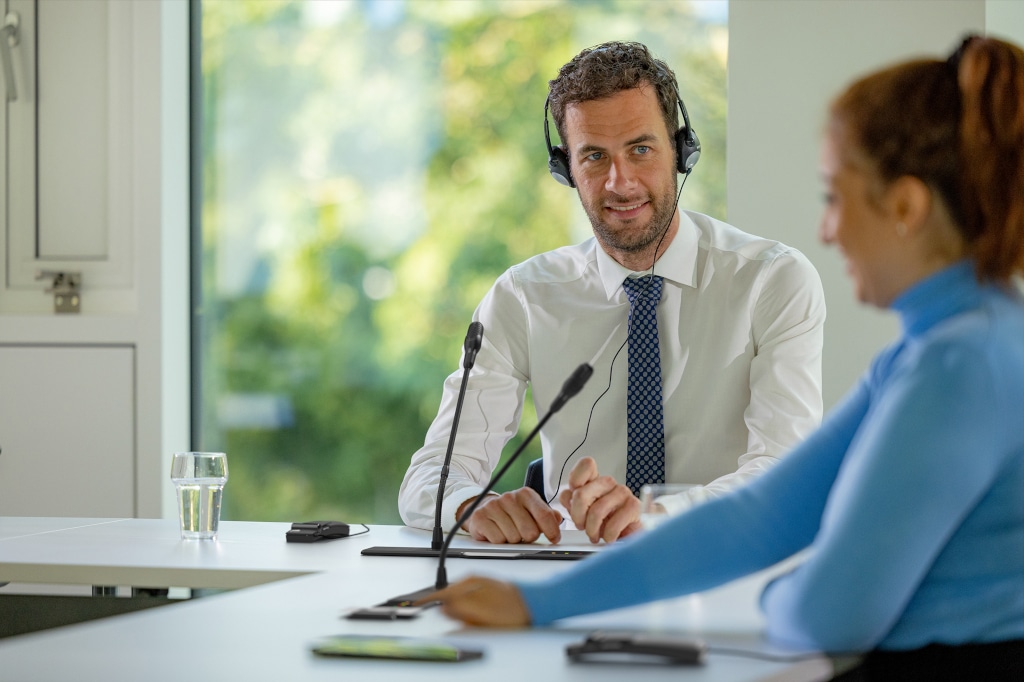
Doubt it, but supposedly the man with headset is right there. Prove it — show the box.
[399,41,825,544]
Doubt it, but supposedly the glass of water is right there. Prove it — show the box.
[170,452,228,540]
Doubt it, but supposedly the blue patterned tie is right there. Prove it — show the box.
[623,276,666,496]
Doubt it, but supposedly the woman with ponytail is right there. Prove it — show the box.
[427,36,1024,681]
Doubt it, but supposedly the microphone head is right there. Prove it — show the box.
[562,363,594,399]
[549,363,594,414]
[463,321,484,368]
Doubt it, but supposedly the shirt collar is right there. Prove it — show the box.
[891,260,982,337]
[594,211,700,300]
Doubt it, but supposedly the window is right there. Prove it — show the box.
[197,0,727,523]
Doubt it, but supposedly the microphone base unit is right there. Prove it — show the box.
[381,585,445,607]
[361,545,594,560]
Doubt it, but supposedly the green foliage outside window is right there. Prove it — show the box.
[200,0,727,524]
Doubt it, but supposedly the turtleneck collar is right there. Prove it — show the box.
[890,261,982,338]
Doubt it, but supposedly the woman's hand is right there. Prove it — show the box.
[419,576,531,627]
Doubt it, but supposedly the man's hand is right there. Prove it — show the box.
[460,487,563,544]
[558,456,642,543]
[418,576,530,627]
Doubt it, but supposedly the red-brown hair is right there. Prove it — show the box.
[829,36,1024,281]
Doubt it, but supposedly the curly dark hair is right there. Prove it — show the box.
[548,41,680,147]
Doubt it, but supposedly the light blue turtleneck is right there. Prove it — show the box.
[517,261,1024,653]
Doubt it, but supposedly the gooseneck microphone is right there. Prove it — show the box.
[431,321,485,550]
[434,362,594,589]
[369,362,595,611]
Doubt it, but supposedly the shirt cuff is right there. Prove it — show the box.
[656,486,709,516]
[442,486,489,535]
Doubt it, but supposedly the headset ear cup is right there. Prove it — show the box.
[675,127,701,174]
[548,146,575,187]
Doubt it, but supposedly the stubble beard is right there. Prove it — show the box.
[584,179,678,255]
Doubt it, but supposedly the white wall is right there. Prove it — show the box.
[727,0,1011,410]
[988,0,1024,43]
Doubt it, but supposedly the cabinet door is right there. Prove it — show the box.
[0,345,134,516]
[1,0,136,313]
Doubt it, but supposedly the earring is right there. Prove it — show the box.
[896,222,908,238]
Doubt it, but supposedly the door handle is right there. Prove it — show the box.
[1,11,20,102]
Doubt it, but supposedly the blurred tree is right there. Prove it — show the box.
[199,0,727,524]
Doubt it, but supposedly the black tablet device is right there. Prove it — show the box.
[567,632,707,665]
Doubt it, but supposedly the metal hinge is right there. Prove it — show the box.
[35,270,82,313]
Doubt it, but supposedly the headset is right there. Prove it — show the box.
[544,90,701,188]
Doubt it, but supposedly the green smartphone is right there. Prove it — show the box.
[311,635,484,662]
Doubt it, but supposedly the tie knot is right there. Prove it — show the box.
[623,275,663,305]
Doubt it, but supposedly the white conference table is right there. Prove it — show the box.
[0,517,832,681]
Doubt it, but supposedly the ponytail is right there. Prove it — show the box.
[829,35,1024,282]
[954,36,1024,281]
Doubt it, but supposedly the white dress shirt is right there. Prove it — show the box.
[398,210,825,533]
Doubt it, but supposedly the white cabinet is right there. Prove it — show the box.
[0,1,189,520]
[0,345,135,516]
